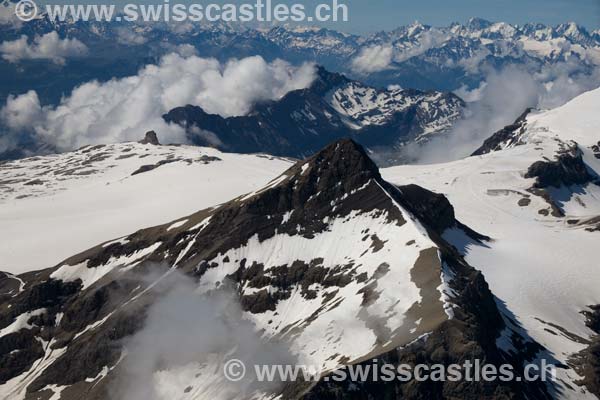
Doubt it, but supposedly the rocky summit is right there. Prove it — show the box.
[0,138,553,400]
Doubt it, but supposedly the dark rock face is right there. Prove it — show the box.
[584,305,600,335]
[130,159,177,176]
[0,331,45,384]
[521,144,599,218]
[573,305,600,397]
[0,275,81,384]
[579,341,600,397]
[524,146,597,189]
[392,184,455,233]
[163,68,464,160]
[472,108,531,156]
[0,273,22,303]
[163,93,347,156]
[592,142,600,159]
[138,131,161,145]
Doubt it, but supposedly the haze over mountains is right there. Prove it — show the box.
[2,15,599,100]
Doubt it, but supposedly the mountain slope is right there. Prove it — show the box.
[163,67,464,160]
[0,132,293,273]
[0,139,544,400]
[382,87,600,399]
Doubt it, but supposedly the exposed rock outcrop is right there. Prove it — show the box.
[573,305,600,397]
[524,146,596,189]
[472,108,532,156]
[138,131,161,145]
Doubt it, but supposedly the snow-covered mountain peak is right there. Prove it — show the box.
[325,80,464,135]
[291,138,381,184]
[466,17,493,31]
[0,138,492,399]
[473,87,600,158]
[526,86,600,147]
[555,22,593,43]
[231,138,383,213]
[406,21,427,37]
[382,88,600,399]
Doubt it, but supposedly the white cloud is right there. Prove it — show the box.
[115,27,148,45]
[0,1,21,28]
[175,44,197,57]
[1,54,316,151]
[403,64,600,164]
[161,43,198,57]
[534,59,600,109]
[0,91,43,154]
[394,29,448,63]
[109,270,295,400]
[453,81,487,103]
[351,29,448,74]
[456,47,491,74]
[189,126,223,147]
[351,45,394,74]
[0,32,88,65]
[0,90,43,130]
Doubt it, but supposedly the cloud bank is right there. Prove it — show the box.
[0,2,21,28]
[402,64,600,163]
[394,29,448,63]
[1,54,316,151]
[351,45,394,74]
[0,32,88,64]
[351,29,448,73]
[115,27,148,45]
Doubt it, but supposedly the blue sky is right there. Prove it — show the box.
[315,0,600,33]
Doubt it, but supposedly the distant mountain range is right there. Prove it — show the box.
[2,16,598,162]
[1,17,599,104]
